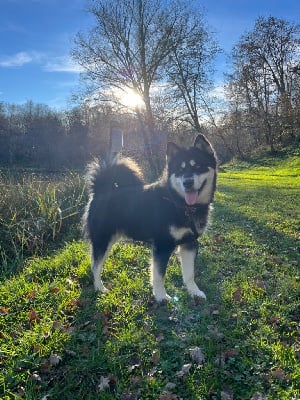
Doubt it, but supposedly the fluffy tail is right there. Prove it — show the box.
[82,157,144,240]
[85,157,144,196]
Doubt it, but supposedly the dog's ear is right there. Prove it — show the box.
[194,134,214,154]
[167,142,180,160]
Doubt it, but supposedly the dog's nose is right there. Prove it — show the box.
[183,176,194,189]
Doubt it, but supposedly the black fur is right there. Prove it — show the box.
[83,134,217,301]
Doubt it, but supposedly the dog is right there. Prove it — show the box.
[83,134,217,302]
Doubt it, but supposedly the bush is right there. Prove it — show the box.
[0,170,87,275]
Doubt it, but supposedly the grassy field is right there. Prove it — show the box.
[0,152,299,400]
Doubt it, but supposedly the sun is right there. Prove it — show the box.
[120,88,145,109]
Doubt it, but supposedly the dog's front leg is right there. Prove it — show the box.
[178,241,206,300]
[151,246,173,302]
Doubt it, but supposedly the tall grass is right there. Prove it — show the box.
[0,170,86,276]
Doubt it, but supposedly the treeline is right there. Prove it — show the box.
[0,100,167,172]
[0,101,89,169]
[221,16,300,157]
[0,13,299,171]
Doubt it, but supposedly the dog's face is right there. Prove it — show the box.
[167,135,217,205]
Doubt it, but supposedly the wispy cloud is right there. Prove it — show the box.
[43,56,84,73]
[0,51,35,67]
[0,51,83,74]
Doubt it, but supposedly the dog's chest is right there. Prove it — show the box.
[185,207,208,236]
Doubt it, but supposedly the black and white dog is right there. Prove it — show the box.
[83,134,217,302]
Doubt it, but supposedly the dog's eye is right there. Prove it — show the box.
[196,164,208,172]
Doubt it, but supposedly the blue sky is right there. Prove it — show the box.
[0,0,299,110]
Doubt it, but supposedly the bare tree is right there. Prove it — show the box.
[166,14,220,132]
[226,16,300,151]
[72,0,216,174]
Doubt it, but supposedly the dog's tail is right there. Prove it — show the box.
[82,156,144,240]
[85,156,144,196]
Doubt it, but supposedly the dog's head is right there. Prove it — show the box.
[167,134,217,206]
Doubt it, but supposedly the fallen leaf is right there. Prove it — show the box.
[120,393,137,400]
[28,309,40,323]
[189,347,205,365]
[0,307,9,315]
[49,287,60,294]
[49,354,62,366]
[165,382,176,390]
[152,350,160,364]
[158,391,179,400]
[221,386,233,400]
[27,290,37,300]
[128,363,140,373]
[155,333,165,342]
[268,255,283,265]
[65,299,80,310]
[97,376,110,391]
[271,368,290,381]
[232,287,243,303]
[250,393,267,400]
[176,363,192,377]
[222,348,239,359]
[207,325,225,341]
[65,349,76,357]
[30,372,41,382]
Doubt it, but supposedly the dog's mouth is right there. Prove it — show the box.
[184,180,207,206]
[184,191,199,206]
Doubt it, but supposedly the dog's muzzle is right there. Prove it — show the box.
[183,176,194,190]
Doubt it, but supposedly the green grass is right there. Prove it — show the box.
[0,154,299,399]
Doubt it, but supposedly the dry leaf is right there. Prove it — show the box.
[27,290,36,300]
[165,382,176,390]
[30,372,41,382]
[251,393,267,400]
[221,386,233,400]
[271,368,290,381]
[158,391,179,400]
[222,348,239,359]
[232,287,243,303]
[49,354,62,366]
[98,376,110,391]
[49,287,60,294]
[176,363,192,377]
[28,309,41,323]
[189,347,205,365]
[0,307,9,315]
[65,349,76,357]
[128,363,140,373]
[120,393,137,400]
[152,350,160,364]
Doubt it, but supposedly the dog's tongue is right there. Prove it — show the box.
[184,191,198,206]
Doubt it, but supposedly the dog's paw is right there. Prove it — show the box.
[94,280,110,294]
[186,283,206,300]
[153,292,171,302]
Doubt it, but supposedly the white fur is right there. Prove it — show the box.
[150,258,171,301]
[170,167,215,204]
[196,167,215,204]
[169,225,193,241]
[178,245,206,299]
[92,234,120,293]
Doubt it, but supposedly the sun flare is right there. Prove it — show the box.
[120,88,144,109]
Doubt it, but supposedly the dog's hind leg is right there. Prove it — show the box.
[151,245,173,302]
[178,241,206,300]
[91,236,117,293]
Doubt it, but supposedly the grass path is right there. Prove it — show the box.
[0,154,299,399]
